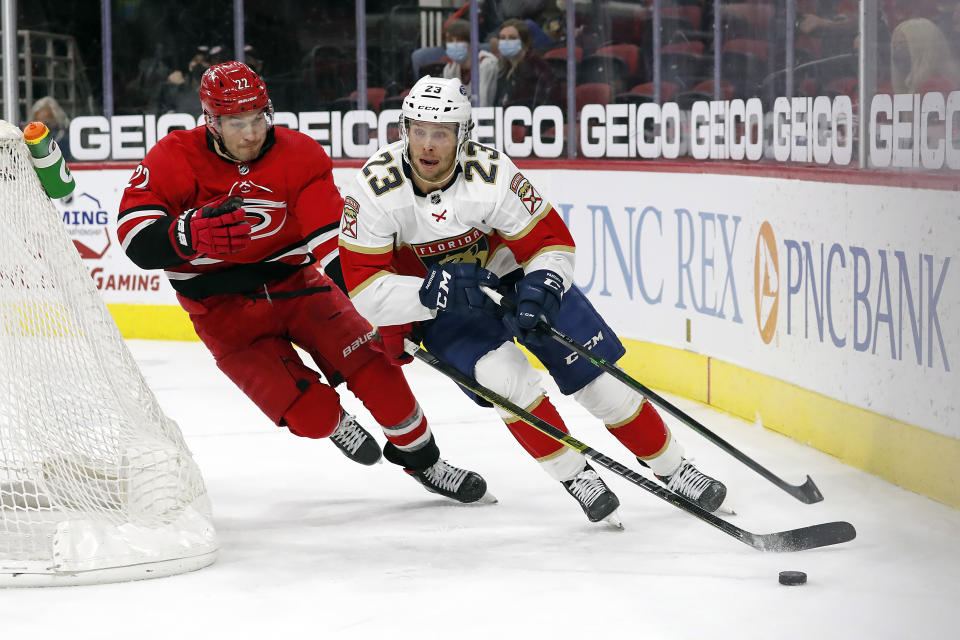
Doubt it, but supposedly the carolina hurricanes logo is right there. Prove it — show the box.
[225,180,286,240]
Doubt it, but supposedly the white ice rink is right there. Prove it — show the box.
[4,339,959,639]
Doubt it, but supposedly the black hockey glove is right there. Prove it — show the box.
[418,262,500,315]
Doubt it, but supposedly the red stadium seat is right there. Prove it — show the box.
[596,44,642,78]
[349,87,387,112]
[629,81,678,102]
[692,79,734,99]
[662,41,704,55]
[544,46,582,62]
[575,83,613,111]
[610,6,648,44]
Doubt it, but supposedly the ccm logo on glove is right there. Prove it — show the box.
[419,262,500,315]
[516,269,563,329]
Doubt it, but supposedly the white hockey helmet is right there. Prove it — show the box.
[400,75,474,165]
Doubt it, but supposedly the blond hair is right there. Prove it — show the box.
[29,96,70,128]
[891,18,960,93]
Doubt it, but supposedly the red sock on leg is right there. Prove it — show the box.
[504,396,569,458]
[606,400,671,459]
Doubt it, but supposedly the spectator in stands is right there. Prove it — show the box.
[28,96,71,161]
[442,19,498,107]
[493,18,557,109]
[890,17,960,94]
[881,0,942,30]
[479,0,548,40]
[796,1,858,57]
[157,47,210,115]
[243,44,265,75]
[538,10,565,49]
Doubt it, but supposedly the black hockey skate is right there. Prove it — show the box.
[562,463,621,525]
[330,412,382,466]
[657,458,726,513]
[406,459,489,504]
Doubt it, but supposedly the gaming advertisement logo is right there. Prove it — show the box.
[754,221,779,345]
[62,192,111,259]
[57,190,162,297]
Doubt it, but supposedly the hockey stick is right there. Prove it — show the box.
[482,287,823,505]
[403,339,855,552]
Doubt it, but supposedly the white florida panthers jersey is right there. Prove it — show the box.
[338,139,576,327]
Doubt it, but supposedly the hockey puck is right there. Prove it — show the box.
[778,571,807,586]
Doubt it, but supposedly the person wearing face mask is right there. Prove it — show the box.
[442,19,499,107]
[493,18,557,109]
[890,17,960,94]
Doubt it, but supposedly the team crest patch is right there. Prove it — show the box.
[509,172,543,215]
[341,196,359,239]
[412,228,490,268]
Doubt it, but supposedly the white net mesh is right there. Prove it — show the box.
[0,120,217,585]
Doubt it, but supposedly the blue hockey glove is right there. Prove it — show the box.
[419,262,500,315]
[515,269,563,330]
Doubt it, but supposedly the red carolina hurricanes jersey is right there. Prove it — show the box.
[117,126,343,299]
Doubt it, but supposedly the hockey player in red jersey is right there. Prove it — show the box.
[118,61,489,504]
[338,76,727,525]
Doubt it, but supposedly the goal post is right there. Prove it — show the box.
[0,120,218,586]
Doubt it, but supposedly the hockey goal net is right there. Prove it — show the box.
[0,120,217,586]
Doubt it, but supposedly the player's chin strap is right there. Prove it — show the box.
[210,133,244,163]
[479,286,824,505]
[401,337,855,552]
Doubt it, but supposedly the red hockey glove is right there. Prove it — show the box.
[170,195,252,259]
[370,324,415,365]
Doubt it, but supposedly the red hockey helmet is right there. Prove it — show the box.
[199,61,272,120]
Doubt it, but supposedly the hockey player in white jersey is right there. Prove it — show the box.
[338,76,727,524]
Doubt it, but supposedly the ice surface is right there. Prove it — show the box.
[4,340,958,640]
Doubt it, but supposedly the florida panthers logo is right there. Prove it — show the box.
[509,172,543,215]
[412,228,489,269]
[341,197,360,239]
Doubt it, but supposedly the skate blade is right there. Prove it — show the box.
[601,510,624,530]
[717,503,736,516]
[475,491,498,505]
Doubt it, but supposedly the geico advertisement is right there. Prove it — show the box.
[522,168,957,438]
[66,91,960,169]
[68,167,956,437]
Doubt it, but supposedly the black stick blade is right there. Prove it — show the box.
[748,521,857,552]
[786,475,824,504]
